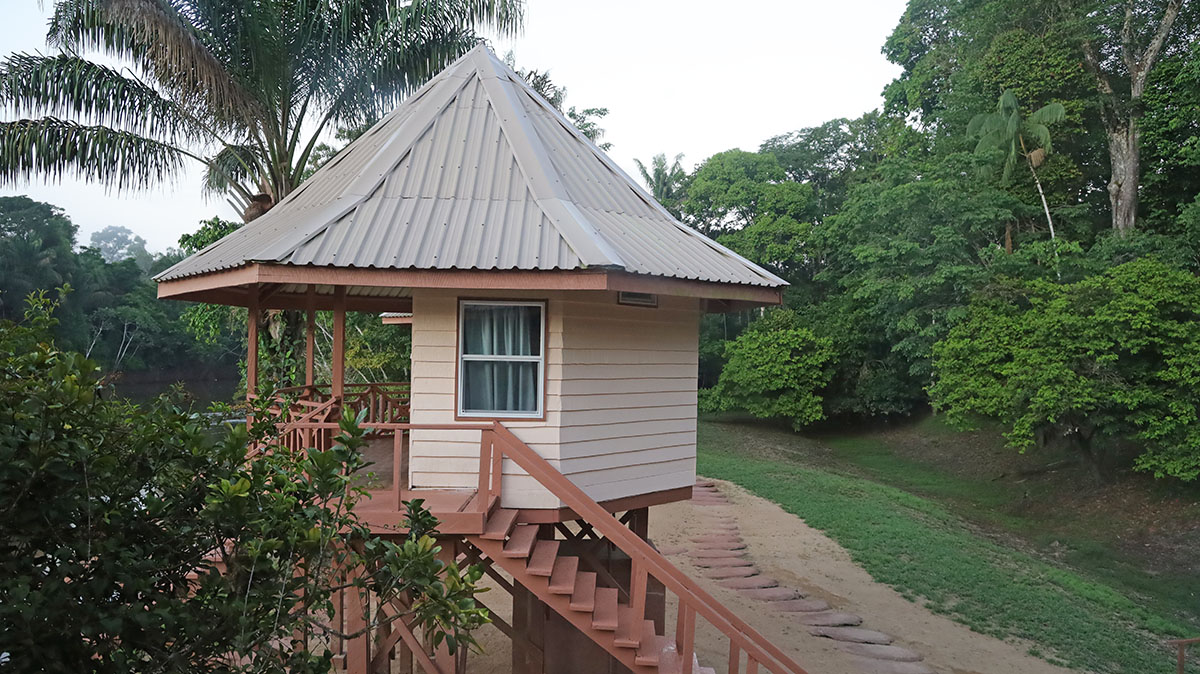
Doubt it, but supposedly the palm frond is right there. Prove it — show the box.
[47,0,260,127]
[0,53,205,144]
[202,144,262,200]
[0,117,186,190]
[1029,101,1066,126]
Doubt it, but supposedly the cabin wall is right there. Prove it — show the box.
[407,289,699,509]
[556,295,700,503]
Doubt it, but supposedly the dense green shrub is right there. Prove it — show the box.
[0,293,486,672]
[931,258,1200,481]
[701,310,833,429]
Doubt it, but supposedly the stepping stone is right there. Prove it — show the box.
[808,627,893,645]
[690,534,745,544]
[656,545,687,555]
[772,598,827,612]
[695,480,716,487]
[719,576,778,590]
[701,513,737,521]
[690,549,744,559]
[692,557,754,568]
[851,657,934,674]
[692,540,747,551]
[693,500,731,506]
[738,587,799,601]
[837,643,923,663]
[797,611,863,627]
[705,566,759,579]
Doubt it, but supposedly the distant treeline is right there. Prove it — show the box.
[677,0,1200,482]
[0,195,241,376]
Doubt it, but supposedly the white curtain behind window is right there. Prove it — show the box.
[461,304,541,413]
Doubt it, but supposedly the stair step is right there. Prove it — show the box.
[481,509,519,540]
[548,556,579,594]
[527,540,560,577]
[614,607,642,648]
[570,571,597,611]
[502,525,539,558]
[634,621,661,666]
[592,587,619,631]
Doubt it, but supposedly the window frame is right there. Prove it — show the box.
[455,299,547,420]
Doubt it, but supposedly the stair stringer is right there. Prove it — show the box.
[465,535,662,674]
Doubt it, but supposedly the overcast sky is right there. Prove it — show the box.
[0,0,906,252]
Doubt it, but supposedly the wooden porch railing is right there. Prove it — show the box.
[1168,637,1200,674]
[264,419,497,520]
[275,381,411,424]
[483,423,808,674]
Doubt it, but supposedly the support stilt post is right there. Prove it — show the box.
[247,284,259,400]
[306,285,316,388]
[332,286,346,404]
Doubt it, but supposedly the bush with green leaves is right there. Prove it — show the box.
[701,310,833,430]
[0,292,487,672]
[930,258,1200,481]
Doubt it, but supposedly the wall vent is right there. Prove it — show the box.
[617,291,658,308]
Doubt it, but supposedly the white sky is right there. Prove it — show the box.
[0,0,905,253]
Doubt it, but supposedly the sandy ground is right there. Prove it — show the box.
[460,478,1075,674]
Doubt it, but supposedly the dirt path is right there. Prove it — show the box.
[647,478,1076,674]
[462,477,1074,673]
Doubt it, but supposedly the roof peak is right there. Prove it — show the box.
[156,46,786,289]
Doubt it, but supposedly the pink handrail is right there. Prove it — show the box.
[488,423,808,674]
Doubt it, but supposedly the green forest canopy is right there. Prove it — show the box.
[1,0,1199,482]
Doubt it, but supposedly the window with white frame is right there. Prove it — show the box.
[457,300,545,417]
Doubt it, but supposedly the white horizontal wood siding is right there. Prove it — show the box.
[407,289,700,509]
[556,295,699,503]
[408,288,564,509]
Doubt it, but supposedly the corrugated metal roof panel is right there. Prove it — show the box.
[156,46,785,289]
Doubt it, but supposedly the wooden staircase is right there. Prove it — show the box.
[461,424,806,674]
[468,510,707,674]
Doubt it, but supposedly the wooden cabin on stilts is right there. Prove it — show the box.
[156,45,799,674]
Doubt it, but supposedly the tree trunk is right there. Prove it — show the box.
[1106,121,1141,236]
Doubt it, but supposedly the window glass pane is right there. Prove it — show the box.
[462,361,539,413]
[462,304,541,356]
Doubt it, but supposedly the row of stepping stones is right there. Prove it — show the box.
[682,480,936,674]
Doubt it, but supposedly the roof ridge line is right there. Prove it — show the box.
[470,48,626,269]
[476,52,786,287]
[253,63,477,264]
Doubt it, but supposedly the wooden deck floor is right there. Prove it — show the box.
[338,433,495,535]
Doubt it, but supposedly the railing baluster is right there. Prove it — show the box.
[747,656,759,674]
[729,642,741,674]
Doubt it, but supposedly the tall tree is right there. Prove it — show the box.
[634,153,687,218]
[90,225,150,268]
[969,89,1066,241]
[0,0,522,221]
[503,52,613,151]
[1078,0,1191,234]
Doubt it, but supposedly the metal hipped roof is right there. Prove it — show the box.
[155,46,786,289]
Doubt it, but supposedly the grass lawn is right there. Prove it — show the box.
[697,418,1200,674]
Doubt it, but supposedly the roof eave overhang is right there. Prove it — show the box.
[157,264,784,310]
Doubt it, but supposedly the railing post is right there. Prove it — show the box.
[490,427,503,502]
[728,642,741,674]
[477,429,492,500]
[630,560,647,624]
[393,429,404,507]
[676,602,695,674]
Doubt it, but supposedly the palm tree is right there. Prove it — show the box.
[634,153,686,219]
[969,90,1065,242]
[0,0,522,222]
